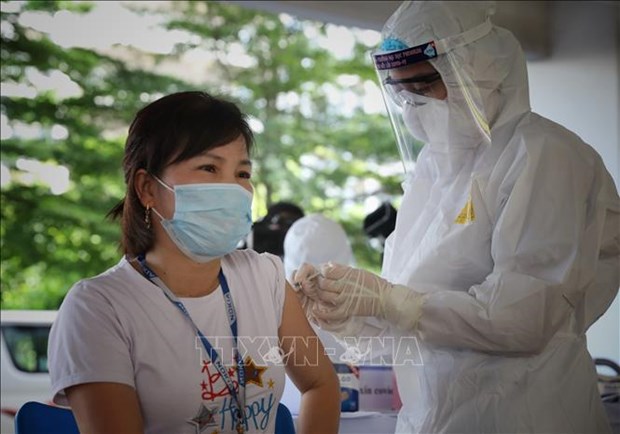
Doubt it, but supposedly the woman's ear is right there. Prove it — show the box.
[134,169,156,208]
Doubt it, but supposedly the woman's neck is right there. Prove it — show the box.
[140,245,222,298]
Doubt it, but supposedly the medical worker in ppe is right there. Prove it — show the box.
[294,1,620,433]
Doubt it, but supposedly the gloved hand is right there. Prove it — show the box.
[294,263,426,333]
[292,263,322,299]
[292,263,339,328]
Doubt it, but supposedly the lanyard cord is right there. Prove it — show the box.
[135,254,246,429]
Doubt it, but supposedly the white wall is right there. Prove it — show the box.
[527,1,620,363]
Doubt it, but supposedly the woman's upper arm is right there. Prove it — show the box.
[66,382,143,434]
[278,283,337,393]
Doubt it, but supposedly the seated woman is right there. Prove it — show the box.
[47,91,340,434]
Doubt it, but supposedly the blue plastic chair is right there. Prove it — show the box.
[276,402,296,433]
[14,401,79,434]
[15,401,295,434]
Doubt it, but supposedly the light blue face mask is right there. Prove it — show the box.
[152,177,253,263]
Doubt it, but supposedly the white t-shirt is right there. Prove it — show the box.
[49,249,287,434]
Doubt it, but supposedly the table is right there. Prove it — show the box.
[338,411,399,433]
[292,411,398,434]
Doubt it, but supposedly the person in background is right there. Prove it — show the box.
[245,202,304,258]
[284,214,355,284]
[284,213,359,361]
[48,91,339,434]
[266,202,305,228]
[295,1,620,433]
[281,214,356,413]
[363,202,397,262]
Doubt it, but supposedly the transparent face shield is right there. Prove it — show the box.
[372,20,495,173]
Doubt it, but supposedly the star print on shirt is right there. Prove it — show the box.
[244,355,267,387]
[267,378,275,389]
[187,403,218,434]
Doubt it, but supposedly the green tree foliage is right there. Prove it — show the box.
[1,0,191,308]
[1,0,400,309]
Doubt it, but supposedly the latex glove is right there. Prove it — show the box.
[311,263,426,333]
[292,263,322,299]
[292,263,352,331]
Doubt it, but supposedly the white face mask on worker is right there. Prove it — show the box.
[402,92,486,151]
[402,95,451,146]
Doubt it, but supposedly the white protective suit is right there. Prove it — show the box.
[296,1,620,433]
[280,214,356,414]
[283,213,356,362]
[283,214,356,282]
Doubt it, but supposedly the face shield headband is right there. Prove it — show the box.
[372,20,494,172]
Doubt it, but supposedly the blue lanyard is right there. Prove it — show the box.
[135,254,246,430]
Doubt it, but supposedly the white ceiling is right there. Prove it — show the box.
[225,1,401,31]
[223,1,551,59]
